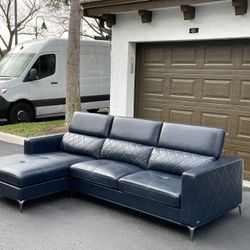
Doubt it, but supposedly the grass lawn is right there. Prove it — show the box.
[0,119,67,137]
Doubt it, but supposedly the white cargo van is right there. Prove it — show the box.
[0,38,110,123]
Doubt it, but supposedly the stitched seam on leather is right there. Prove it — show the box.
[72,168,115,181]
[72,163,140,182]
[148,147,214,174]
[120,182,180,207]
[60,133,105,159]
[119,180,180,198]
[100,139,152,168]
[184,159,242,225]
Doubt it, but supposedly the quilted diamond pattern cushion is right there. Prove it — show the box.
[60,132,105,159]
[148,147,215,175]
[100,139,153,168]
[181,157,243,227]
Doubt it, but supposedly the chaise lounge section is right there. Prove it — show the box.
[0,112,243,240]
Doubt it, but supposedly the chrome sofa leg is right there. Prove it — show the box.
[17,200,25,213]
[238,205,242,215]
[187,226,196,241]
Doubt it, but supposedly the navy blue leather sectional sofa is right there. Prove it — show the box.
[0,112,243,240]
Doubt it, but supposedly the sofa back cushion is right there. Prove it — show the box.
[60,132,105,159]
[148,147,214,175]
[109,116,162,146]
[69,112,114,138]
[158,123,225,158]
[101,139,153,168]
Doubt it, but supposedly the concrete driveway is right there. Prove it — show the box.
[0,141,249,250]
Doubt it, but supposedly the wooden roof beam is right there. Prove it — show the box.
[82,0,225,16]
[138,10,152,23]
[81,0,147,8]
[103,14,116,28]
[181,5,195,20]
[232,0,248,15]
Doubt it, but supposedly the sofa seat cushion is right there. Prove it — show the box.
[0,152,94,187]
[70,160,143,189]
[119,170,181,208]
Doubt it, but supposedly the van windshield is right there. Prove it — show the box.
[0,53,35,77]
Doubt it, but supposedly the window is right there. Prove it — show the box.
[31,54,56,80]
[0,53,35,77]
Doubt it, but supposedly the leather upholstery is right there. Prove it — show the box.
[0,152,93,187]
[71,178,180,224]
[148,147,215,175]
[70,160,142,189]
[180,157,243,227]
[0,177,70,201]
[24,133,64,154]
[69,112,113,138]
[158,123,225,158]
[72,178,180,224]
[0,113,243,230]
[60,132,105,159]
[101,139,153,168]
[109,116,162,146]
[119,170,181,208]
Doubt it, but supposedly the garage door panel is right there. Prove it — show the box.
[137,106,163,121]
[202,79,232,102]
[144,47,166,65]
[137,99,248,135]
[203,44,235,66]
[142,78,165,97]
[242,44,250,66]
[201,113,230,136]
[236,151,250,179]
[170,78,196,99]
[169,109,194,125]
[237,116,250,140]
[240,80,250,104]
[141,42,250,69]
[136,41,250,179]
[171,46,198,66]
[140,75,246,106]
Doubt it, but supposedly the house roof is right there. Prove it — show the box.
[81,0,225,17]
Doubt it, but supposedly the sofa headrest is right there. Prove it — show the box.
[109,116,162,146]
[158,123,225,158]
[69,112,114,138]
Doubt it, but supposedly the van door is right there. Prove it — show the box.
[26,53,62,116]
[96,50,110,103]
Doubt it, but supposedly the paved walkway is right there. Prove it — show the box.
[0,141,249,250]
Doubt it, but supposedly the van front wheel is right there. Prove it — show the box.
[8,102,35,124]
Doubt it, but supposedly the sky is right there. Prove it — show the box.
[0,0,69,49]
[0,0,94,52]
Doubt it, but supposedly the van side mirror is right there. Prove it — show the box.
[29,68,38,81]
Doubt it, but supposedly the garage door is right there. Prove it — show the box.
[135,40,250,180]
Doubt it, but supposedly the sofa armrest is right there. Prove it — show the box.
[180,156,243,227]
[24,133,65,154]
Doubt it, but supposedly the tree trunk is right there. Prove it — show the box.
[0,48,3,58]
[7,33,14,52]
[65,0,81,127]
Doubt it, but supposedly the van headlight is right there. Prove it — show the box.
[0,89,8,96]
